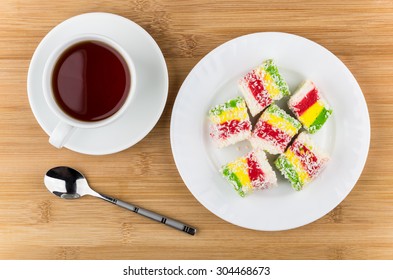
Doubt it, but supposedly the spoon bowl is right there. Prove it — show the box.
[44,166,196,235]
[45,166,87,198]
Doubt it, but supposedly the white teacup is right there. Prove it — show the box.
[42,33,136,148]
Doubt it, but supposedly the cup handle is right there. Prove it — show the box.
[49,122,75,148]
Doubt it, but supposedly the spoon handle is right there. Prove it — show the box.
[100,194,196,235]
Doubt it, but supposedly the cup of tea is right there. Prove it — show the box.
[42,33,136,148]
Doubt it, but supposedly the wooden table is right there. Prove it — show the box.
[0,0,392,260]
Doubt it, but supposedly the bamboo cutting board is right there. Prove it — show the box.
[0,0,393,259]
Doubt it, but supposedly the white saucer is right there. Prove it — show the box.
[27,13,168,155]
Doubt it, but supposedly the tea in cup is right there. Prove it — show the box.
[42,33,136,148]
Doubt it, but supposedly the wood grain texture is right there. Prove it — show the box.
[0,0,393,260]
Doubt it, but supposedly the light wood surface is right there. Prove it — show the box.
[0,0,392,260]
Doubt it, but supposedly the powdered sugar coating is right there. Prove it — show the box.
[275,132,329,191]
[209,97,252,148]
[250,104,301,154]
[238,59,289,117]
[238,70,272,116]
[221,150,277,197]
[252,150,278,189]
[288,80,332,133]
[251,119,291,153]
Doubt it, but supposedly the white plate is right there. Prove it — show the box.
[27,13,168,155]
[170,32,370,231]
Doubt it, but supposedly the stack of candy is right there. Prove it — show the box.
[288,80,332,133]
[238,59,290,116]
[221,150,277,197]
[249,104,302,155]
[275,132,329,191]
[208,96,252,148]
[207,59,332,196]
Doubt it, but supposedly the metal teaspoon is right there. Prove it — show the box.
[44,166,196,235]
